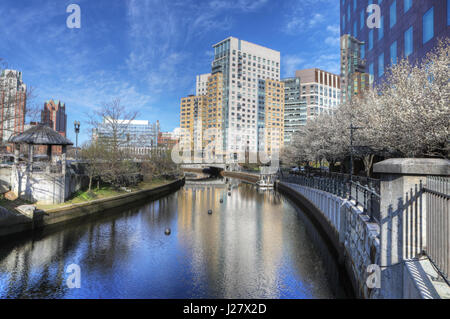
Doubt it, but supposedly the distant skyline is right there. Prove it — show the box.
[0,0,340,145]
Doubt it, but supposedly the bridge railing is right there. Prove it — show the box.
[423,176,450,283]
[279,173,381,223]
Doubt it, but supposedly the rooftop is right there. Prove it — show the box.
[8,125,73,145]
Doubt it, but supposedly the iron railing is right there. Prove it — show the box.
[424,176,449,282]
[279,172,381,223]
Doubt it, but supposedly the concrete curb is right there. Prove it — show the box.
[0,178,185,239]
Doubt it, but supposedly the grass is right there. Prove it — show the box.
[33,178,173,211]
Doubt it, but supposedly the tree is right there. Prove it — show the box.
[287,37,449,176]
[88,99,140,188]
[81,141,107,191]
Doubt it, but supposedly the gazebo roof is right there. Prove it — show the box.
[8,125,73,146]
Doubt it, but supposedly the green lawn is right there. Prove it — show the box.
[35,178,172,210]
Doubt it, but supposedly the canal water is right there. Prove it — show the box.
[0,180,341,299]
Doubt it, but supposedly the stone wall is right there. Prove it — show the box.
[11,164,90,204]
[277,182,380,299]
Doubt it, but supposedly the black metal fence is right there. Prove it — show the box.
[279,170,381,223]
[423,176,449,283]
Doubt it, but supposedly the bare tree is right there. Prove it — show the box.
[87,99,140,188]
[81,140,107,191]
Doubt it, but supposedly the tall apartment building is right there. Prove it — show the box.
[211,37,282,158]
[0,69,26,144]
[257,79,285,155]
[180,95,206,151]
[340,34,371,103]
[180,37,284,160]
[295,68,341,120]
[41,100,67,137]
[341,0,450,85]
[282,77,306,145]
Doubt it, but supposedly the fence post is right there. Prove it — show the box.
[373,158,449,299]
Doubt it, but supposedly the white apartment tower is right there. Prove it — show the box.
[211,37,281,157]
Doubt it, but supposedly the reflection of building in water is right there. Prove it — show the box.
[176,181,284,298]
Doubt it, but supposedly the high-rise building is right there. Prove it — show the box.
[211,37,282,158]
[281,77,306,145]
[340,34,371,103]
[257,79,285,155]
[180,95,207,151]
[95,119,160,156]
[0,69,26,144]
[41,100,67,137]
[196,73,211,96]
[295,68,341,120]
[341,0,450,85]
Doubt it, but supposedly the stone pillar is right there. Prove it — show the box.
[62,145,67,176]
[373,158,449,299]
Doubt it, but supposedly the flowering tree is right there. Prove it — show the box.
[288,38,449,175]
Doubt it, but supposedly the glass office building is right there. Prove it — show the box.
[341,0,450,85]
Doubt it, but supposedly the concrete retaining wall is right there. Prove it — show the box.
[277,182,380,299]
[0,178,185,239]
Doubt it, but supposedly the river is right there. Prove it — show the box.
[0,179,341,299]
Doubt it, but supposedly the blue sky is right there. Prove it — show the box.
[0,0,340,145]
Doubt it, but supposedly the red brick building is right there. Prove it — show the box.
[42,100,67,137]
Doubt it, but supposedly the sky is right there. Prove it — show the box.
[0,0,340,145]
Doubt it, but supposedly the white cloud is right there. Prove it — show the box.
[282,55,305,77]
[325,36,340,47]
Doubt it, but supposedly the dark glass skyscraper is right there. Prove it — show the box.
[340,0,449,85]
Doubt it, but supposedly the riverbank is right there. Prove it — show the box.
[0,178,185,239]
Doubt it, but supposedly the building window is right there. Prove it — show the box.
[354,21,357,37]
[369,63,374,76]
[404,0,412,13]
[423,7,434,44]
[360,10,364,30]
[378,16,384,40]
[404,26,413,57]
[390,1,397,28]
[361,44,365,59]
[390,41,397,65]
[378,54,384,77]
[369,30,373,50]
[448,0,450,26]
[348,5,350,22]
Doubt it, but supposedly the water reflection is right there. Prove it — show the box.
[0,180,334,299]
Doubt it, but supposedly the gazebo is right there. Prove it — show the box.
[8,125,74,204]
[8,124,73,173]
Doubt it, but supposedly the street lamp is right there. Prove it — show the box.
[74,121,80,161]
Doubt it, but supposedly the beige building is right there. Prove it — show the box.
[180,37,284,160]
[258,79,285,155]
[295,68,341,120]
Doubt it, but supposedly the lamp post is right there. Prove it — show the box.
[74,121,80,161]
